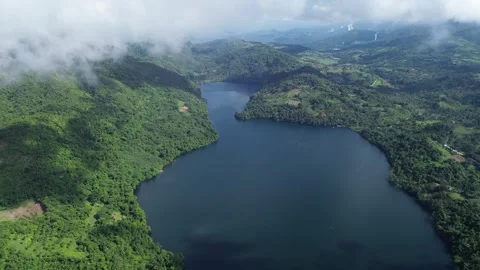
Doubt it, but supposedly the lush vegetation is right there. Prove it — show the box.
[2,22,480,269]
[0,39,303,269]
[0,57,218,269]
[237,25,480,270]
[153,39,302,83]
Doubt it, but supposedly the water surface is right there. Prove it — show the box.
[137,82,452,270]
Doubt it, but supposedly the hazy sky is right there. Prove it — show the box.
[1,0,480,77]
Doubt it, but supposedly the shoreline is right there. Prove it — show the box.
[235,113,455,266]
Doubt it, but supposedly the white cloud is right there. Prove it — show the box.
[0,0,479,77]
[305,0,480,23]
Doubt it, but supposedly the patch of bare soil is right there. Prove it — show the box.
[0,159,3,166]
[0,201,45,220]
[180,106,189,113]
[450,155,466,163]
[0,141,7,148]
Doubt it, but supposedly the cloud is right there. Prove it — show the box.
[0,0,480,78]
[305,0,480,23]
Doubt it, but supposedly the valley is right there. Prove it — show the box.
[0,22,479,270]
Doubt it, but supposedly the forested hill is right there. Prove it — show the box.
[0,56,218,269]
[328,26,480,92]
[237,26,480,269]
[0,39,308,269]
[152,39,303,83]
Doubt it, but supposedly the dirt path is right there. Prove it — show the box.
[0,201,45,221]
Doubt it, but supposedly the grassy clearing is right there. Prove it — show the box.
[427,138,452,161]
[176,100,185,109]
[439,101,463,111]
[454,125,478,135]
[87,203,104,226]
[371,79,380,87]
[450,155,466,163]
[416,120,442,126]
[286,89,301,97]
[176,100,190,113]
[112,211,124,221]
[286,100,301,107]
[9,236,85,259]
[449,192,466,201]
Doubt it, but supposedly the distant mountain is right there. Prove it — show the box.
[233,22,407,47]
[235,26,349,45]
[266,43,311,54]
[235,22,480,53]
[308,29,378,50]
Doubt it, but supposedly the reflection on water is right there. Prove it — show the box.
[184,235,275,270]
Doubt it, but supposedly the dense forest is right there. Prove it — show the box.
[0,41,302,269]
[237,25,480,270]
[0,56,219,269]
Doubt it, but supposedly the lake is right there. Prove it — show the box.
[137,82,452,270]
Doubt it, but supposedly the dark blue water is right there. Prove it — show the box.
[137,82,452,270]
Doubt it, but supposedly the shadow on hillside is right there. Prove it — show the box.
[0,110,106,207]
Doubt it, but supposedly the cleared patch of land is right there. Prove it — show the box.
[0,201,45,221]
[180,105,189,113]
[416,120,442,126]
[112,211,124,221]
[177,100,190,113]
[427,138,451,161]
[448,192,466,201]
[454,125,478,135]
[287,89,302,97]
[450,155,466,163]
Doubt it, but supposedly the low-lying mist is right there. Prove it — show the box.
[1,0,480,79]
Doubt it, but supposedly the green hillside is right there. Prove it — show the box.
[163,39,302,83]
[0,40,304,269]
[0,57,217,269]
[237,26,480,270]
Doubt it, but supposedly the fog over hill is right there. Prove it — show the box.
[1,0,480,77]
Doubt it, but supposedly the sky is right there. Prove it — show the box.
[1,0,480,77]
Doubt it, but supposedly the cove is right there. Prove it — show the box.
[137,82,452,270]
